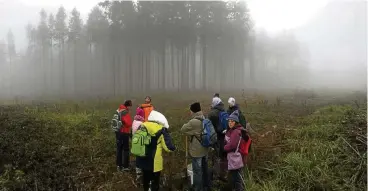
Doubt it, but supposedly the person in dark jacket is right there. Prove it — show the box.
[207,97,227,181]
[227,97,247,129]
[116,100,133,172]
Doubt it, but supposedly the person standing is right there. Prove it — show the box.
[140,96,154,122]
[224,110,248,191]
[132,107,145,179]
[181,102,210,191]
[207,97,227,181]
[135,110,176,191]
[115,100,133,172]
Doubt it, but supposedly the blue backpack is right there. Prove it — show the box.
[193,118,217,148]
[218,111,229,131]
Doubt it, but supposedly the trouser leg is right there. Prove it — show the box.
[122,133,130,168]
[115,132,123,167]
[150,171,161,191]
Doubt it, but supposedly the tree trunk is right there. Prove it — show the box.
[74,41,78,96]
[49,41,53,96]
[61,40,65,97]
[201,36,207,90]
[191,43,196,90]
[249,39,255,85]
[145,50,151,91]
[162,45,166,91]
[112,50,116,96]
[89,42,93,95]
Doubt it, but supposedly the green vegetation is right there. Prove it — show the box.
[0,91,366,190]
[247,104,366,191]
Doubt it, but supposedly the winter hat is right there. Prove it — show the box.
[136,107,144,118]
[190,102,201,113]
[212,97,222,108]
[124,100,132,107]
[227,110,240,123]
[213,93,220,98]
[228,97,236,107]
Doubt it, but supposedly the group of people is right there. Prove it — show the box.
[181,93,250,191]
[112,93,251,191]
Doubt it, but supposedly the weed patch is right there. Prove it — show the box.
[247,105,367,190]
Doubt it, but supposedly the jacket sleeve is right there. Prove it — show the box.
[180,119,198,135]
[224,130,241,153]
[161,128,176,152]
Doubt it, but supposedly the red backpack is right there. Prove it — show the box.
[239,137,252,156]
[239,128,252,156]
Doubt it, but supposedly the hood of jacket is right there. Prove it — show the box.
[148,110,169,129]
[212,102,225,112]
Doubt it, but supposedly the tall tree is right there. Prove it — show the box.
[86,6,109,94]
[14,1,258,97]
[48,13,55,66]
[26,24,37,55]
[55,6,67,95]
[0,40,5,65]
[48,13,56,94]
[68,8,83,95]
[37,9,49,94]
[6,30,16,97]
[6,29,16,65]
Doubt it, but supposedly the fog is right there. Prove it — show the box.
[0,0,366,100]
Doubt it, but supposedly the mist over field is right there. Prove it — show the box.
[0,0,366,100]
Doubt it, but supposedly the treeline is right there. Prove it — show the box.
[0,1,308,99]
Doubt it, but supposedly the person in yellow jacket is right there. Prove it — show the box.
[136,110,176,191]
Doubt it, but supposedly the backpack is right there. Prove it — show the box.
[239,129,252,156]
[111,109,128,132]
[218,111,229,132]
[131,125,152,157]
[192,118,217,148]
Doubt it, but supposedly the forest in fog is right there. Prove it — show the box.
[0,1,362,99]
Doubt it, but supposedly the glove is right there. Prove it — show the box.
[222,129,227,134]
